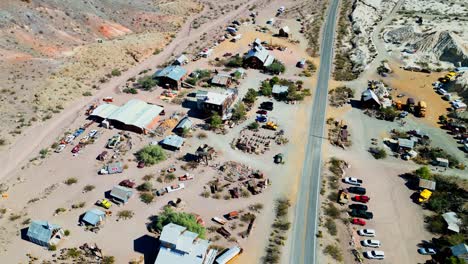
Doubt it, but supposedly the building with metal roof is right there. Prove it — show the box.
[27,220,64,247]
[243,39,275,69]
[174,117,193,135]
[211,73,232,87]
[110,185,133,203]
[196,89,238,119]
[160,134,185,150]
[82,209,106,226]
[173,55,189,66]
[272,84,289,96]
[215,246,242,264]
[397,138,415,150]
[153,65,187,89]
[361,89,381,108]
[442,212,461,233]
[90,99,163,134]
[418,178,436,191]
[155,223,211,264]
[451,243,468,261]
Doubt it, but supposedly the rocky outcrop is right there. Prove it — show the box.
[348,0,398,72]
[413,31,468,66]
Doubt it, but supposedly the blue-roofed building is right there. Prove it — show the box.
[160,134,185,151]
[110,185,133,204]
[154,223,211,264]
[90,99,163,134]
[27,220,64,247]
[82,209,106,226]
[451,243,468,261]
[153,65,187,89]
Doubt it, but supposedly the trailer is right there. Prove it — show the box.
[212,217,227,225]
[215,246,242,264]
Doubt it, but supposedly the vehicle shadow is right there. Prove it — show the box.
[134,234,159,264]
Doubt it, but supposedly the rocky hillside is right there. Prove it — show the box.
[381,0,468,70]
[0,0,202,144]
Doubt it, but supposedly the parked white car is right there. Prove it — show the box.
[362,240,381,248]
[358,229,376,237]
[437,88,447,95]
[364,250,385,259]
[166,183,185,193]
[54,144,66,153]
[418,248,436,255]
[343,177,363,186]
[88,129,98,138]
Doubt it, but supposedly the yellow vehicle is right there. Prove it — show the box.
[417,101,427,117]
[418,189,432,203]
[97,199,112,209]
[264,121,278,131]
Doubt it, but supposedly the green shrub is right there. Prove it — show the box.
[323,244,343,261]
[140,192,154,204]
[102,256,115,264]
[83,185,95,192]
[231,102,246,121]
[150,207,206,238]
[414,166,432,180]
[64,177,78,185]
[117,210,134,220]
[324,202,340,218]
[266,60,286,74]
[325,218,337,236]
[225,55,243,67]
[137,182,153,192]
[209,113,222,129]
[243,88,258,104]
[49,244,57,251]
[111,69,121,76]
[64,230,70,236]
[370,147,387,159]
[248,122,259,130]
[137,76,157,91]
[136,145,166,165]
[123,88,138,94]
[82,91,92,96]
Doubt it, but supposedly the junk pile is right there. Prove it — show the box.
[232,129,287,154]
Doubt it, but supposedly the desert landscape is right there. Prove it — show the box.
[0,0,467,264]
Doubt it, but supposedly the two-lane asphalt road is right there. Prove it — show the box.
[289,0,341,263]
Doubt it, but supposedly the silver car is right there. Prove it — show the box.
[362,239,381,248]
[365,250,385,259]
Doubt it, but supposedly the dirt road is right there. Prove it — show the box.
[0,0,260,182]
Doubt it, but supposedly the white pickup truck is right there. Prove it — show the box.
[166,183,185,193]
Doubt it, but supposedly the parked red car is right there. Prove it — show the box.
[119,180,136,188]
[137,161,145,168]
[352,218,366,226]
[71,145,81,153]
[353,195,370,203]
[256,110,268,115]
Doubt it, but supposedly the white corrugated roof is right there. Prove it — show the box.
[92,99,163,130]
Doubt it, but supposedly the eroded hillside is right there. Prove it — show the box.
[0,0,202,145]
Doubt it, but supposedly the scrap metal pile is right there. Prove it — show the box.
[232,129,287,154]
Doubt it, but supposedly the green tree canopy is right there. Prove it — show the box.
[152,207,206,238]
[137,76,157,91]
[243,88,258,104]
[231,102,246,121]
[209,112,222,129]
[266,60,286,74]
[136,145,166,165]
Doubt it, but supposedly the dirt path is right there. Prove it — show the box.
[0,0,260,182]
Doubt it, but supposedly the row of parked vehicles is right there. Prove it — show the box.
[342,177,384,260]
